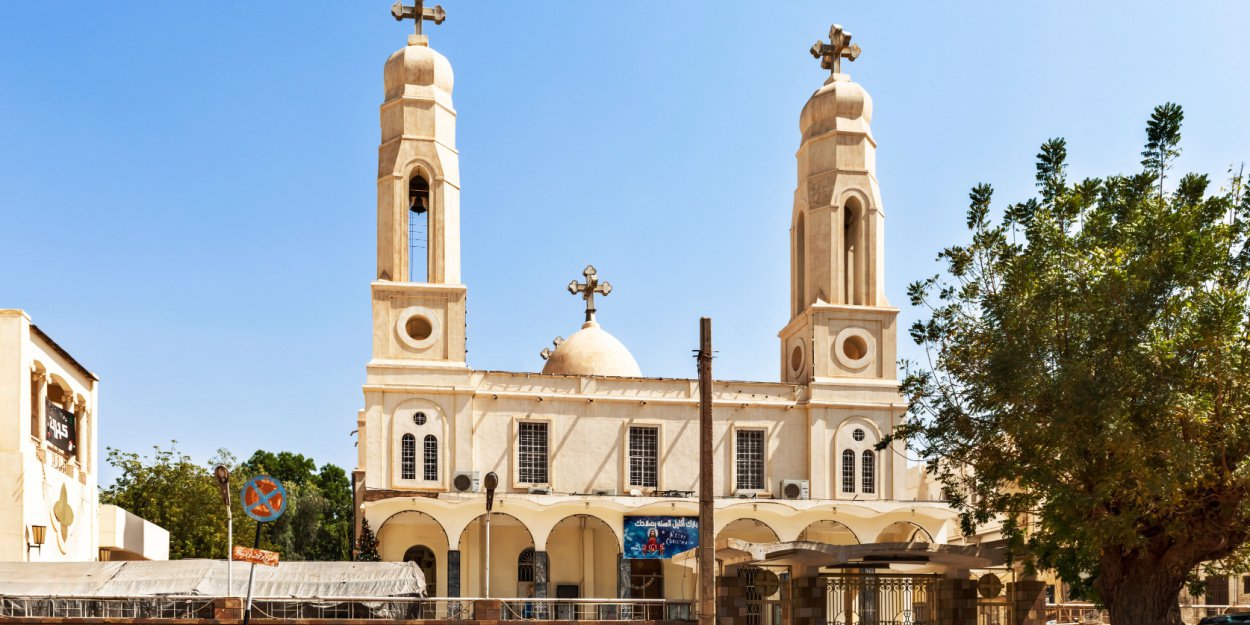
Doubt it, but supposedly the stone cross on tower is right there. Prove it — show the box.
[391,0,447,36]
[810,24,861,75]
[567,265,613,323]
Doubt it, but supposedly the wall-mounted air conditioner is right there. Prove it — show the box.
[452,471,480,493]
[780,479,810,500]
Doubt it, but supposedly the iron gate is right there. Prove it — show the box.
[823,573,939,625]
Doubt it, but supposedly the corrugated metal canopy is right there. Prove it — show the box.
[0,560,425,598]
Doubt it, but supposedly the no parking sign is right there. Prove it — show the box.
[240,475,287,523]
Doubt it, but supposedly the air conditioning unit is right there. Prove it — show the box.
[780,479,810,500]
[452,471,480,493]
[592,488,617,496]
[528,486,551,495]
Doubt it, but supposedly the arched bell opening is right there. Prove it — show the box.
[407,174,430,282]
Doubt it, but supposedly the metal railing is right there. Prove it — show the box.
[251,597,475,620]
[1046,602,1250,625]
[0,595,216,619]
[500,598,693,621]
[0,595,695,622]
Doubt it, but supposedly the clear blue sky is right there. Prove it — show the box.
[2,2,1247,482]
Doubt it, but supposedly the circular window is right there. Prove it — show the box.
[843,335,868,361]
[395,306,441,351]
[789,343,804,373]
[833,328,875,370]
[853,428,865,442]
[405,315,433,341]
[413,411,427,426]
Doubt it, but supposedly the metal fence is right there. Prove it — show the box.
[824,573,940,625]
[0,595,216,619]
[0,595,695,622]
[1046,602,1250,625]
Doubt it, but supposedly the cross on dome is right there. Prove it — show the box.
[567,265,613,323]
[391,0,446,36]
[810,24,861,75]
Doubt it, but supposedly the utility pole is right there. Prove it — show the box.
[213,465,233,597]
[697,317,715,625]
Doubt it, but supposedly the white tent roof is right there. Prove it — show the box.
[0,560,425,598]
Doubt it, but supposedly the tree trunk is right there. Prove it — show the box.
[1096,551,1187,625]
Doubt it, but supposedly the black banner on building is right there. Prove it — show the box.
[46,401,77,456]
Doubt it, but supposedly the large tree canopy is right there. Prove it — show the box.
[101,443,352,561]
[897,103,1250,625]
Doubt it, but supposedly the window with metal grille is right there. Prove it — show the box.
[518,548,535,583]
[735,430,765,490]
[861,450,875,494]
[518,422,549,484]
[423,435,438,481]
[628,426,658,488]
[841,449,855,493]
[401,434,416,480]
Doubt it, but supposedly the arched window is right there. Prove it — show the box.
[423,435,438,481]
[517,547,535,583]
[401,434,416,480]
[844,202,859,304]
[841,449,855,493]
[403,545,436,593]
[861,450,876,494]
[795,212,806,312]
[408,175,430,282]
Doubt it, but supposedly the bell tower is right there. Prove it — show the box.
[779,25,899,386]
[370,2,466,368]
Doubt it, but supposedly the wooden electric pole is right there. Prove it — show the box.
[697,317,715,625]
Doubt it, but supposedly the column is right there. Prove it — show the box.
[75,401,89,470]
[446,550,460,597]
[617,554,630,598]
[533,550,550,618]
[32,371,48,443]
[936,576,978,625]
[1008,580,1048,625]
[533,550,549,598]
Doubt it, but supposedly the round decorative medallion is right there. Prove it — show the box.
[832,327,875,370]
[395,306,440,351]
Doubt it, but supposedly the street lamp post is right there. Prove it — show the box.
[483,472,499,599]
[213,465,233,596]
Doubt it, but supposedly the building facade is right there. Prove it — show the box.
[354,24,962,603]
[0,309,167,563]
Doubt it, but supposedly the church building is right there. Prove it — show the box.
[354,8,1006,620]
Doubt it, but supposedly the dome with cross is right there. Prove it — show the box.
[539,266,642,377]
[541,320,642,378]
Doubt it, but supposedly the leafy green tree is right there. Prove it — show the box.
[239,450,352,560]
[897,104,1250,625]
[101,443,228,559]
[100,444,353,561]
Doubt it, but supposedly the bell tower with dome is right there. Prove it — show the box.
[355,15,967,603]
[778,25,900,388]
[369,2,466,370]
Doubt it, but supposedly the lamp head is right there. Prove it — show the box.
[30,525,46,547]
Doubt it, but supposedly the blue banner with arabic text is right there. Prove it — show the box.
[623,516,698,559]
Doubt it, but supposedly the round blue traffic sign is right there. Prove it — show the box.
[240,475,287,523]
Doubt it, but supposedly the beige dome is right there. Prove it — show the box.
[799,76,872,142]
[541,321,642,377]
[384,37,454,100]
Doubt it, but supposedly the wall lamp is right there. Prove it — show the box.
[27,525,46,555]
